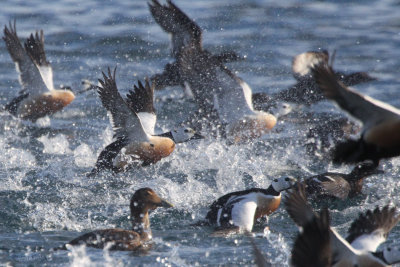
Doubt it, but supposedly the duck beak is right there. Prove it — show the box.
[189,132,205,140]
[159,199,174,208]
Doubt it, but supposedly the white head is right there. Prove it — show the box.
[171,127,204,144]
[268,102,292,118]
[271,176,297,192]
[381,245,400,265]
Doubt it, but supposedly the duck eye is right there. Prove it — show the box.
[387,248,391,252]
[273,179,278,183]
[184,129,189,133]
[285,177,290,181]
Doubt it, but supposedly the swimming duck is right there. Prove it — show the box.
[89,67,203,175]
[3,21,75,121]
[286,184,400,267]
[205,176,296,234]
[252,50,375,110]
[149,0,276,142]
[303,161,383,200]
[65,188,173,250]
[312,63,400,165]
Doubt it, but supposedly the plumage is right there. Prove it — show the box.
[252,50,375,110]
[149,0,275,141]
[303,161,383,200]
[2,20,75,121]
[89,68,203,175]
[206,177,296,233]
[312,63,400,164]
[285,184,400,267]
[65,188,173,251]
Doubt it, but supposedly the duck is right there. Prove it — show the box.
[148,0,277,142]
[285,183,400,267]
[2,20,75,122]
[303,161,383,200]
[64,188,173,251]
[252,50,375,111]
[205,176,296,234]
[312,63,400,165]
[88,67,203,176]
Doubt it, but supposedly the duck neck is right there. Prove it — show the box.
[131,204,152,240]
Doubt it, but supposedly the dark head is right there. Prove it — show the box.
[349,161,383,180]
[130,188,173,214]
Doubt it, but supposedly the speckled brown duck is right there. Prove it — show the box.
[65,188,173,251]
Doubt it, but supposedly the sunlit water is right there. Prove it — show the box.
[1,0,400,266]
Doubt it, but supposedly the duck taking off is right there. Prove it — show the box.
[89,67,203,176]
[148,0,276,142]
[312,63,400,165]
[3,20,75,121]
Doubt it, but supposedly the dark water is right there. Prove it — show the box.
[0,0,400,266]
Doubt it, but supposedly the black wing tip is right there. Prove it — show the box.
[346,205,400,243]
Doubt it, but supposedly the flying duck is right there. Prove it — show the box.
[285,184,400,267]
[149,0,277,142]
[65,188,173,250]
[312,63,400,165]
[205,176,296,234]
[252,50,375,110]
[303,161,383,200]
[88,67,203,175]
[2,21,75,122]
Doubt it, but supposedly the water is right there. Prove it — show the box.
[1,0,400,266]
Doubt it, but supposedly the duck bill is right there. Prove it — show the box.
[159,199,174,208]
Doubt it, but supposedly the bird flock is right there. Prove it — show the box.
[2,0,400,266]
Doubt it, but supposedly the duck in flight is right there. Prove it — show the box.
[253,50,375,111]
[88,67,203,176]
[2,21,75,122]
[312,63,400,165]
[149,0,277,142]
[205,176,296,234]
[64,188,173,251]
[286,184,400,267]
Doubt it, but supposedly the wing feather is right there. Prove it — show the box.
[3,20,48,95]
[24,30,54,90]
[149,0,202,57]
[97,67,148,142]
[312,64,400,131]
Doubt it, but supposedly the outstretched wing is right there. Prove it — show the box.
[24,30,54,90]
[3,20,48,95]
[126,79,156,135]
[312,63,400,131]
[149,0,202,57]
[291,208,332,267]
[97,67,148,142]
[346,205,400,252]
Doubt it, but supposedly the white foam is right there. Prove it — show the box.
[37,134,72,155]
[74,143,96,168]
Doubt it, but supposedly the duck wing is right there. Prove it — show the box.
[148,0,202,57]
[24,29,54,90]
[97,67,148,142]
[312,64,400,131]
[306,174,351,200]
[126,79,157,135]
[3,21,49,95]
[346,205,400,252]
[291,208,332,267]
[68,229,141,251]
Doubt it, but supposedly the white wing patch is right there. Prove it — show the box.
[350,229,386,252]
[38,65,54,90]
[137,112,157,136]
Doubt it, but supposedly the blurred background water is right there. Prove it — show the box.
[0,0,400,266]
